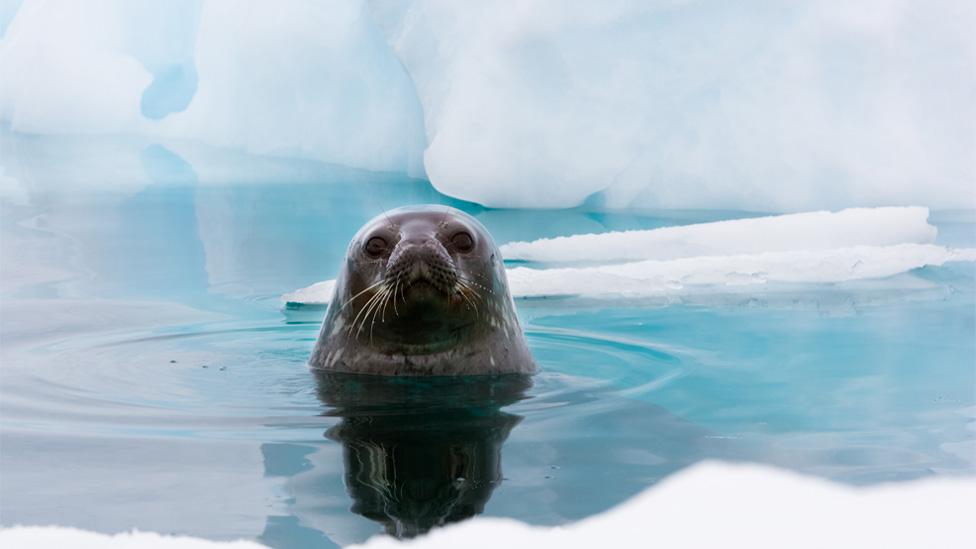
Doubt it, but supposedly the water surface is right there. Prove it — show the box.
[1,138,974,547]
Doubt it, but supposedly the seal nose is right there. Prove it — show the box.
[386,237,458,291]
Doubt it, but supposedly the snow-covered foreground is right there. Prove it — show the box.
[282,207,976,306]
[0,528,266,549]
[4,462,974,548]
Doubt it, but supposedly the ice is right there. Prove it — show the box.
[281,280,336,306]
[504,244,976,299]
[3,1,974,208]
[348,461,976,548]
[282,207,971,307]
[373,0,976,209]
[0,527,265,548]
[0,1,153,134]
[6,461,971,548]
[0,1,425,174]
[159,0,426,174]
[500,207,937,263]
[283,244,975,306]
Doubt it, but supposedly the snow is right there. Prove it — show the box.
[3,1,974,209]
[5,462,974,548]
[503,244,975,299]
[500,207,937,263]
[349,461,976,549]
[0,527,265,548]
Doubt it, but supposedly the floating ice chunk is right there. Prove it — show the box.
[349,461,976,549]
[500,207,937,263]
[282,244,975,306]
[281,280,336,307]
[0,526,266,548]
[505,245,976,299]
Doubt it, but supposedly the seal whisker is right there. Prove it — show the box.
[361,286,390,340]
[392,279,401,317]
[380,283,394,323]
[455,280,480,313]
[368,286,393,344]
[349,285,388,341]
[341,279,387,311]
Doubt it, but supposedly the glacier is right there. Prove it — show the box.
[2,0,974,209]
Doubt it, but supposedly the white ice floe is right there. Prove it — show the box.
[500,207,937,263]
[283,244,975,305]
[7,462,972,548]
[0,527,265,548]
[281,280,336,307]
[504,244,976,299]
[282,208,973,306]
[349,461,976,549]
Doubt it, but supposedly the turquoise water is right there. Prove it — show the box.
[1,139,974,546]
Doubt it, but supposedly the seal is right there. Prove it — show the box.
[315,371,531,537]
[309,205,536,375]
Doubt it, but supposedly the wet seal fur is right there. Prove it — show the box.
[310,205,535,375]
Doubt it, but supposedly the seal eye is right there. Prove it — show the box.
[451,231,474,252]
[365,236,387,257]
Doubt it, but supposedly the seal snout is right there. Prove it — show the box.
[386,238,458,297]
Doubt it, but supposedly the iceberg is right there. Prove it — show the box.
[0,0,425,174]
[3,1,974,209]
[372,0,976,209]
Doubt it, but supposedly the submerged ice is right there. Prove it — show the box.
[2,1,973,209]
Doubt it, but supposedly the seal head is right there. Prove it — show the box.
[310,205,535,375]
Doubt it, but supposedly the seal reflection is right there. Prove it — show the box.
[314,371,531,538]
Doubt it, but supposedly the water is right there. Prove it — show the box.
[1,137,974,546]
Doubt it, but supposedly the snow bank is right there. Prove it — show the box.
[3,1,974,209]
[5,463,974,548]
[501,207,937,263]
[0,527,265,548]
[351,461,976,549]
